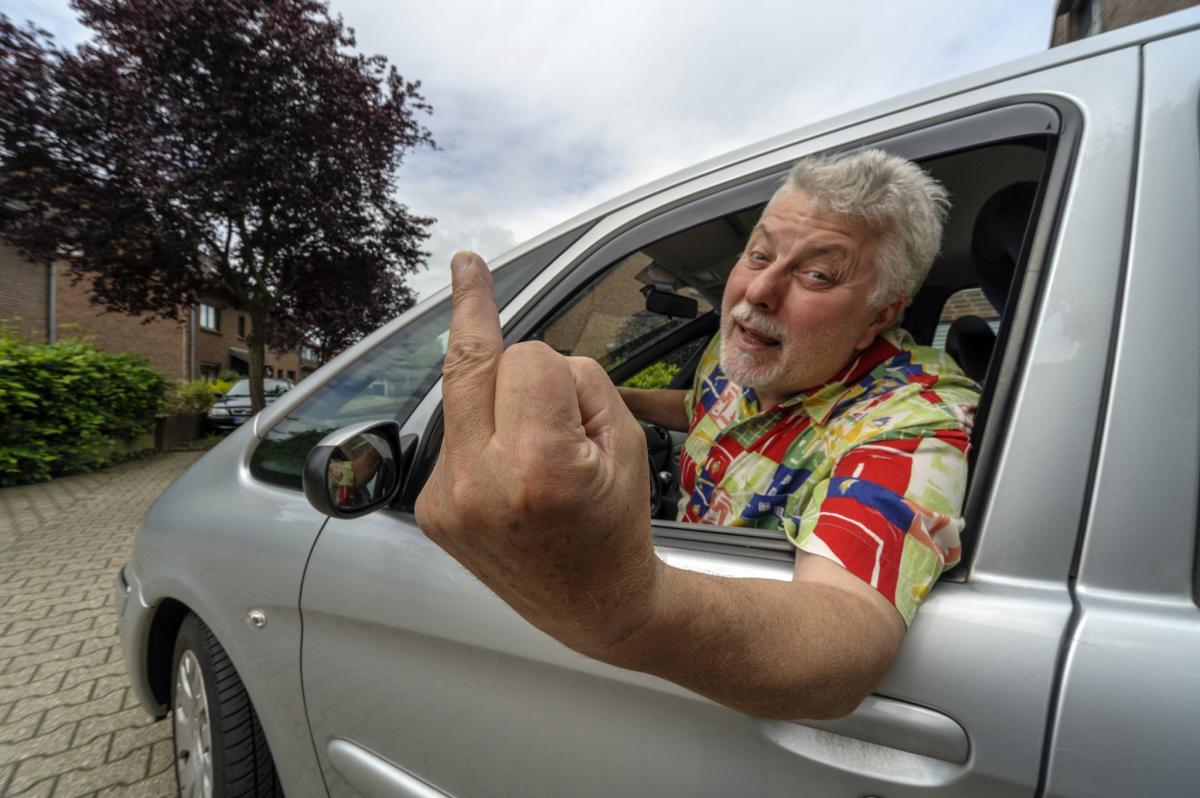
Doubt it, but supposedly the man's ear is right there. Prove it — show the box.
[855,296,907,350]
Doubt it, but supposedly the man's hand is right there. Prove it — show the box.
[616,386,690,432]
[415,252,661,654]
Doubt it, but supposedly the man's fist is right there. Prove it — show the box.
[415,252,661,656]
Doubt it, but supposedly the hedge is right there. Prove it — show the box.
[0,334,167,486]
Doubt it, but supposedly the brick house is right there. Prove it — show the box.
[189,294,317,383]
[1051,0,1198,45]
[0,241,320,383]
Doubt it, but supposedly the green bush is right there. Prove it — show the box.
[217,369,242,383]
[0,334,167,486]
[160,379,222,415]
[178,379,217,413]
[621,361,681,390]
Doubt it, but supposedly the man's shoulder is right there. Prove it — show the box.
[883,328,980,400]
[823,329,979,447]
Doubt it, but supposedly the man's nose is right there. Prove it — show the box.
[742,264,788,312]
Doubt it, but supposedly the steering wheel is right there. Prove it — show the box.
[640,421,674,517]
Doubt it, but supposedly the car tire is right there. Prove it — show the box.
[171,613,284,798]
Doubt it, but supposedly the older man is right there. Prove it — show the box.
[415,150,978,721]
[619,150,977,628]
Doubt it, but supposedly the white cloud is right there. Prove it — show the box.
[6,0,1057,299]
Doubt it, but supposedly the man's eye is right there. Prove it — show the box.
[798,269,833,286]
[746,250,769,267]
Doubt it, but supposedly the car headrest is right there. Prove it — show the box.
[971,182,1037,313]
[945,315,996,384]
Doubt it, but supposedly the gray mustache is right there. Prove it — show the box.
[728,303,786,342]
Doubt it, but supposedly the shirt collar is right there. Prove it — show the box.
[766,330,905,424]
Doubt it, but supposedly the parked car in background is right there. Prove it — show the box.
[117,10,1200,798]
[204,378,293,433]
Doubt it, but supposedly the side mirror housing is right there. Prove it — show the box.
[302,420,417,519]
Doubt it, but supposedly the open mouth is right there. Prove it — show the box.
[734,321,781,349]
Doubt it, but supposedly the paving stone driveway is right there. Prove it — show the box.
[1,451,206,798]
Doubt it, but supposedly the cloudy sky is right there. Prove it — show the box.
[4,0,1056,300]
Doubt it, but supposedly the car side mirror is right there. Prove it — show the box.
[643,287,698,319]
[302,420,417,519]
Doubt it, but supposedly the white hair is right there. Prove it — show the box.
[768,149,950,306]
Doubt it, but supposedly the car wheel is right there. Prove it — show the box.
[171,613,283,798]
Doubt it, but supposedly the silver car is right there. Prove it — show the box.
[117,10,1200,797]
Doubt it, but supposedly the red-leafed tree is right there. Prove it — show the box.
[270,250,418,365]
[0,0,433,410]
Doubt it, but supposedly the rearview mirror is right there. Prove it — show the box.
[302,420,417,519]
[643,288,698,319]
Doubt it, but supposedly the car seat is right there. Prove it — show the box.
[946,181,1038,382]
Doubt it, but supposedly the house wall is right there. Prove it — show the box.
[54,263,191,380]
[0,242,50,343]
[192,301,308,382]
[4,241,376,385]
[939,287,1000,322]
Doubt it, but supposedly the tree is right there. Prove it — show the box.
[270,250,417,365]
[0,0,433,410]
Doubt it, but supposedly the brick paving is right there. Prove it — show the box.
[0,452,206,798]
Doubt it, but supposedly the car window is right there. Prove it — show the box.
[249,226,588,491]
[620,335,710,389]
[501,136,1059,573]
[530,209,758,381]
[932,287,1001,350]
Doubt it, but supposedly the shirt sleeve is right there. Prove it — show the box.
[781,430,971,626]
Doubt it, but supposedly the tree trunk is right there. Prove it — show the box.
[247,309,267,412]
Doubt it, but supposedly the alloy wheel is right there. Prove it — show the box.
[174,649,215,798]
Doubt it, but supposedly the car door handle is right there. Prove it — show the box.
[326,738,455,798]
[756,695,970,765]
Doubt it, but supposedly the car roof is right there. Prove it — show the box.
[490,6,1200,272]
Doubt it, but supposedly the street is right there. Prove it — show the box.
[1,451,205,797]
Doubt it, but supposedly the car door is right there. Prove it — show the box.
[1043,26,1200,797]
[296,48,1138,797]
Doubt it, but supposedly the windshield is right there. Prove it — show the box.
[223,379,288,398]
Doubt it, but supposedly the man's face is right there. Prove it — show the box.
[719,192,903,406]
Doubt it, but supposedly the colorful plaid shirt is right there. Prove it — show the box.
[679,329,979,625]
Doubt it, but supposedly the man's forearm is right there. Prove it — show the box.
[617,387,689,432]
[576,561,901,720]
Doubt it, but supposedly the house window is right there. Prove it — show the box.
[199,304,220,331]
[238,315,246,339]
[287,370,296,381]
[301,345,319,364]
[199,362,220,381]
[266,365,274,377]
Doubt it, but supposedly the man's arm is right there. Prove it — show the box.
[600,551,903,719]
[616,386,690,432]
[416,252,904,721]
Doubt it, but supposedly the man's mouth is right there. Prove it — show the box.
[734,321,781,349]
